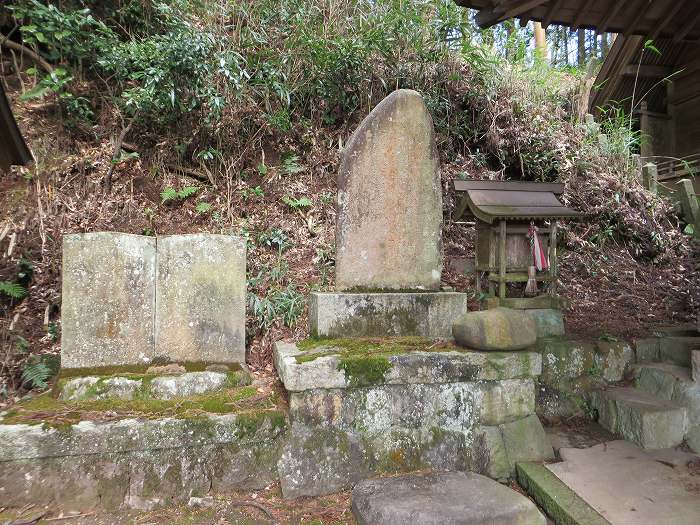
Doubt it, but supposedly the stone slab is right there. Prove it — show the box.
[547,440,700,525]
[274,341,542,392]
[659,336,700,367]
[309,291,467,338]
[634,363,700,429]
[595,340,634,382]
[156,234,246,363]
[61,233,156,368]
[0,413,287,510]
[516,462,609,525]
[538,338,596,385]
[693,350,700,382]
[452,307,537,351]
[633,337,660,363]
[351,472,546,525]
[589,387,687,449]
[527,309,565,338]
[335,89,442,291]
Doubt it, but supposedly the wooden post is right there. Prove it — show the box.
[642,163,658,194]
[549,221,558,296]
[499,220,507,299]
[534,21,547,62]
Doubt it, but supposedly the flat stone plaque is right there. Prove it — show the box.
[61,233,156,368]
[155,234,246,363]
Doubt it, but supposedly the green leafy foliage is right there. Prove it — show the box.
[282,195,312,210]
[195,201,212,214]
[258,228,291,252]
[0,281,27,299]
[248,284,304,331]
[21,360,51,390]
[160,186,198,202]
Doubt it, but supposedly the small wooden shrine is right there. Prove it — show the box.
[453,180,581,309]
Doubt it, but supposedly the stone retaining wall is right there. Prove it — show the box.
[0,413,286,510]
[274,341,553,498]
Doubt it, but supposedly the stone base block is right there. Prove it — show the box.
[309,291,468,338]
[0,413,286,510]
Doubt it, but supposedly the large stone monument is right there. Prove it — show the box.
[62,233,156,368]
[61,232,246,368]
[156,234,246,363]
[310,89,467,337]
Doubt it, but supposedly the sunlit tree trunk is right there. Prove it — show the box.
[534,21,547,62]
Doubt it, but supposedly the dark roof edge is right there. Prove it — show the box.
[0,82,33,171]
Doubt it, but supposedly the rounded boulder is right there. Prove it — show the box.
[452,307,537,351]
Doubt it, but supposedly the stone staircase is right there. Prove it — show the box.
[590,330,700,451]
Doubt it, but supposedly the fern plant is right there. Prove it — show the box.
[160,186,199,203]
[21,361,52,390]
[0,281,27,299]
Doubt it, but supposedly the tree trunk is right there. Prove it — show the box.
[578,29,586,66]
[534,21,547,62]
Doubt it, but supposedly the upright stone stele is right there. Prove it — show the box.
[335,88,442,290]
[156,234,246,363]
[61,233,156,368]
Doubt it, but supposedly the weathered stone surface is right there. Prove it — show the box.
[61,233,156,368]
[0,412,287,510]
[274,341,542,392]
[693,350,700,382]
[659,336,700,367]
[335,89,442,291]
[309,291,467,338]
[60,376,142,401]
[536,375,605,419]
[453,307,537,351]
[634,337,660,363]
[595,340,634,382]
[687,424,700,453]
[516,462,610,525]
[537,338,595,385]
[527,309,565,338]
[288,380,533,431]
[547,440,700,525]
[634,363,700,428]
[149,371,230,400]
[472,426,511,481]
[500,414,554,469]
[147,363,186,375]
[156,234,246,363]
[351,472,545,525]
[589,387,687,449]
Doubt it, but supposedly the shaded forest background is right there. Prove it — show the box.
[0,0,697,398]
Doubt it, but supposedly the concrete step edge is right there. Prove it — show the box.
[516,462,610,525]
[597,386,687,413]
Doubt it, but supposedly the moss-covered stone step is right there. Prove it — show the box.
[0,411,287,511]
[589,387,687,449]
[59,369,250,401]
[516,462,610,525]
[275,338,542,392]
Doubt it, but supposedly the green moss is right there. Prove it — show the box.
[296,336,467,363]
[338,355,392,387]
[1,384,277,427]
[57,361,244,380]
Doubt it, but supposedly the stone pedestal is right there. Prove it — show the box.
[274,340,551,498]
[309,291,468,339]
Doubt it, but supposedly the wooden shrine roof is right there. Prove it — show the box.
[454,1,700,42]
[453,180,581,223]
[0,83,32,172]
